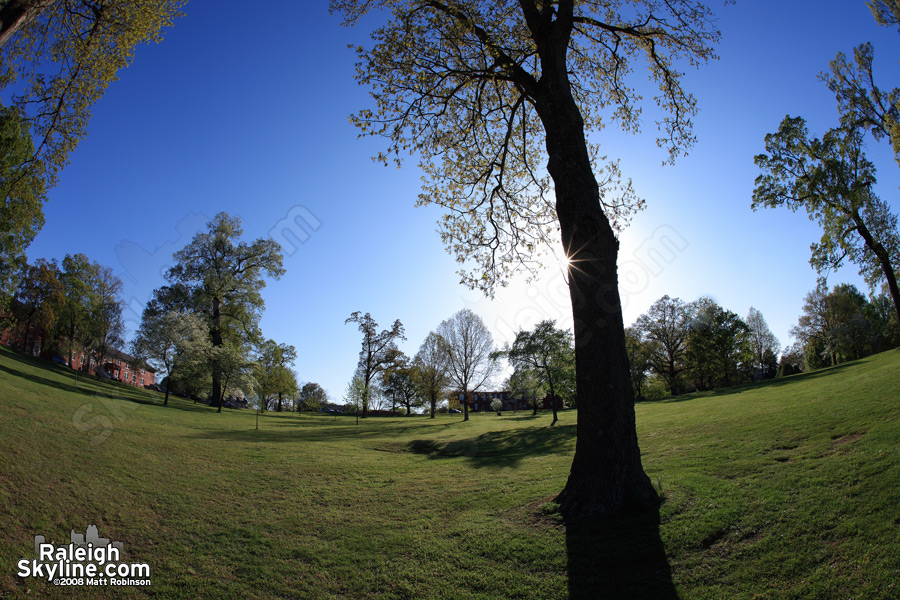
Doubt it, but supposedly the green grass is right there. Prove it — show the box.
[0,345,898,599]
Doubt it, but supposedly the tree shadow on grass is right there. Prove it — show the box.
[190,416,464,443]
[565,506,679,600]
[0,348,212,413]
[0,360,99,399]
[406,424,576,468]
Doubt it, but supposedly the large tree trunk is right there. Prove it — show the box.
[536,39,657,520]
[854,213,900,331]
[0,0,54,49]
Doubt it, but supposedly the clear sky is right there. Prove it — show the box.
[21,0,900,400]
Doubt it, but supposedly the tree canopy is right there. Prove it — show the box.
[0,104,46,293]
[345,311,405,418]
[436,308,496,422]
[166,212,285,410]
[495,319,574,425]
[0,0,183,193]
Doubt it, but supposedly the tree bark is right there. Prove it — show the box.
[547,370,558,426]
[0,0,54,49]
[535,31,657,520]
[853,213,900,330]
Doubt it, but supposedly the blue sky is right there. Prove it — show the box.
[21,1,900,400]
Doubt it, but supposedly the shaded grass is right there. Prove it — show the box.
[0,345,898,599]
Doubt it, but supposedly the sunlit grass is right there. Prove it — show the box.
[0,345,898,599]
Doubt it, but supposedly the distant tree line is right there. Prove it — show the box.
[1,252,126,384]
[626,284,899,401]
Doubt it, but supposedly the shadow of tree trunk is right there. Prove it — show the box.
[566,507,678,599]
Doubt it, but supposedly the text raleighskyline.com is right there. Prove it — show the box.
[18,526,151,586]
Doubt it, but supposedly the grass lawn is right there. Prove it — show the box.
[0,345,898,599]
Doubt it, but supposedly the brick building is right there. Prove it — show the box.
[0,321,155,388]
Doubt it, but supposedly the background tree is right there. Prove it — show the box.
[211,341,256,411]
[778,343,805,377]
[746,307,780,380]
[624,326,651,402]
[495,320,574,425]
[436,309,497,423]
[506,366,544,416]
[12,258,63,355]
[0,104,46,294]
[254,340,298,412]
[490,397,503,415]
[333,0,723,519]
[791,282,870,368]
[635,296,690,396]
[345,311,405,419]
[753,117,900,327]
[864,287,900,351]
[298,382,328,412]
[166,212,285,409]
[413,330,449,419]
[685,297,750,389]
[131,310,209,406]
[0,0,183,197]
[343,371,367,424]
[56,253,94,374]
[83,262,124,376]
[383,354,422,415]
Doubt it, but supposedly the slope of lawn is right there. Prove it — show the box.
[0,344,898,599]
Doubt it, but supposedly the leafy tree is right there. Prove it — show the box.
[624,326,651,402]
[254,339,298,412]
[413,330,450,419]
[753,117,900,325]
[343,371,367,423]
[345,311,405,418]
[298,382,328,412]
[495,320,574,425]
[685,297,749,389]
[12,258,63,354]
[0,0,183,195]
[211,341,257,408]
[131,310,209,405]
[383,353,423,415]
[436,309,497,423]
[778,343,805,377]
[506,366,544,416]
[0,104,46,293]
[746,307,780,380]
[635,296,690,396]
[868,0,900,28]
[864,288,900,351]
[83,262,125,375]
[56,253,94,372]
[166,212,285,410]
[791,282,869,368]
[490,397,503,415]
[332,0,723,518]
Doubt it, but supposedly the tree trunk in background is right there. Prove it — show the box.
[211,296,223,412]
